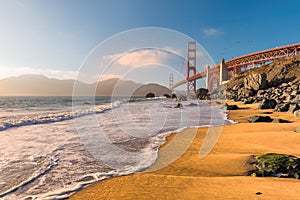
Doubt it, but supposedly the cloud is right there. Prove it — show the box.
[0,66,78,80]
[104,49,170,68]
[203,28,221,36]
[163,46,184,56]
[99,74,121,81]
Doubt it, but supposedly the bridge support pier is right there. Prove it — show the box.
[205,65,210,90]
[219,58,228,85]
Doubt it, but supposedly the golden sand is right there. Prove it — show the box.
[71,102,300,200]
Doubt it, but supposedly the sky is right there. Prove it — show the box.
[0,0,300,87]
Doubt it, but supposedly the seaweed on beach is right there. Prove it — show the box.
[251,153,300,179]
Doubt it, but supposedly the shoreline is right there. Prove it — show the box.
[70,101,300,199]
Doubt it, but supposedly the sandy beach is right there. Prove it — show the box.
[70,101,300,199]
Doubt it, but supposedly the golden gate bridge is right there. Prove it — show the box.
[170,42,300,95]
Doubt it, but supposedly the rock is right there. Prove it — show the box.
[224,103,239,110]
[272,118,291,123]
[286,87,293,93]
[173,103,182,108]
[243,72,267,91]
[287,95,295,101]
[251,153,300,179]
[145,92,155,98]
[294,110,300,118]
[243,98,254,104]
[196,88,209,99]
[238,88,255,98]
[292,85,299,90]
[280,92,291,101]
[178,95,187,101]
[281,83,289,87]
[232,83,243,90]
[259,99,277,109]
[292,95,300,103]
[275,98,282,104]
[171,93,177,99]
[295,125,300,133]
[225,90,234,98]
[288,104,300,113]
[163,94,171,98]
[256,192,263,195]
[274,102,290,112]
[257,90,265,96]
[186,103,198,107]
[248,116,273,123]
[291,90,299,96]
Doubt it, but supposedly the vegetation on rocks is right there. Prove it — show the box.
[251,153,300,179]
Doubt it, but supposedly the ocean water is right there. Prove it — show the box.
[0,96,233,199]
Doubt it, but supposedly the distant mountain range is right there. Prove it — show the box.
[0,74,171,96]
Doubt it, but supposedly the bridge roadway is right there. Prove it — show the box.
[172,43,300,90]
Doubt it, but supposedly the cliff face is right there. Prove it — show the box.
[225,54,300,94]
[212,54,300,113]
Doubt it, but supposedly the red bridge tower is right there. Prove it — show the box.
[186,41,197,96]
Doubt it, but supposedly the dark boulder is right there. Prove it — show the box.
[145,92,155,98]
[274,102,290,112]
[173,103,182,108]
[248,116,273,123]
[259,99,277,109]
[163,94,171,98]
[186,102,198,107]
[224,103,239,110]
[196,88,209,99]
[171,93,177,99]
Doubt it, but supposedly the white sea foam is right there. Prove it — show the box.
[0,156,58,198]
[0,97,233,200]
[0,100,123,131]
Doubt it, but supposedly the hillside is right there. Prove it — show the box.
[0,75,88,96]
[132,83,171,97]
[0,75,170,97]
